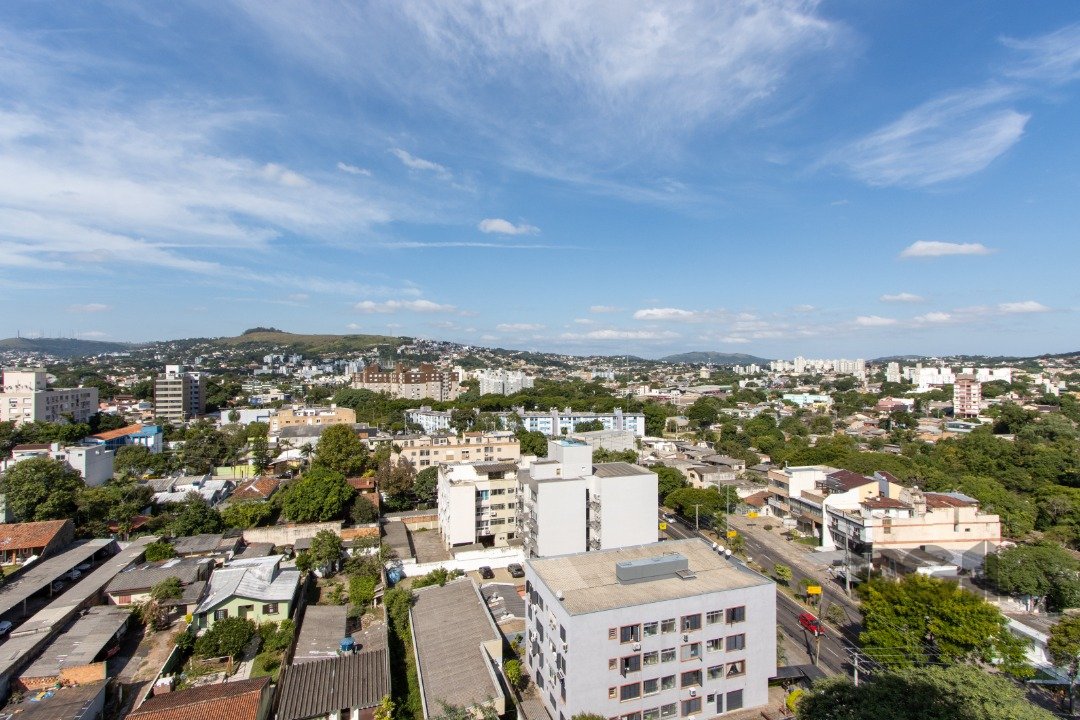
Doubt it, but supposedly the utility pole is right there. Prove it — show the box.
[853,652,859,687]
[813,631,821,667]
[844,540,852,597]
[692,504,703,532]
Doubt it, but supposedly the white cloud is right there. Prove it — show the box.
[914,312,953,324]
[719,336,751,344]
[838,86,1028,186]
[573,318,595,325]
[354,299,458,314]
[632,307,724,322]
[792,304,815,313]
[998,300,1049,314]
[337,161,372,176]
[260,162,309,187]
[67,303,110,313]
[390,148,452,180]
[1003,23,1080,85]
[880,292,924,303]
[900,241,994,258]
[589,305,621,314]
[479,334,498,341]
[496,323,545,332]
[478,218,540,235]
[561,329,680,341]
[854,315,897,327]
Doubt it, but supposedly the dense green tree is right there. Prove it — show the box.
[221,501,274,529]
[144,541,176,562]
[113,445,154,479]
[281,467,355,522]
[515,429,548,457]
[377,458,417,512]
[179,422,230,474]
[159,493,224,536]
[414,467,438,507]
[1048,615,1080,713]
[195,616,256,658]
[985,541,1080,610]
[250,435,271,474]
[592,448,638,463]
[574,419,604,432]
[310,529,344,574]
[654,465,688,503]
[412,567,464,589]
[857,574,1029,675]
[687,397,720,428]
[0,457,83,522]
[312,424,368,477]
[350,494,380,524]
[663,486,740,520]
[75,478,154,537]
[796,665,1054,720]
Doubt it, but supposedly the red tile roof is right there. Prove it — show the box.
[89,423,144,441]
[231,476,281,501]
[743,491,770,507]
[0,520,71,553]
[347,476,377,491]
[925,492,977,509]
[127,677,269,720]
[827,469,874,491]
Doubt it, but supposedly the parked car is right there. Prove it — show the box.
[0,620,12,636]
[76,562,92,572]
[507,563,525,579]
[798,612,825,636]
[478,566,495,580]
[51,580,65,593]
[68,569,82,580]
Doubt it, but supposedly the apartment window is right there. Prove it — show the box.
[660,648,676,663]
[643,651,659,666]
[726,634,746,652]
[706,638,722,653]
[707,665,723,680]
[262,603,279,615]
[214,609,228,621]
[643,678,660,696]
[660,675,675,691]
[609,659,618,671]
[680,643,702,661]
[621,655,641,674]
[681,698,702,717]
[621,714,641,720]
[643,709,660,720]
[726,690,744,711]
[660,704,677,719]
[726,660,746,677]
[620,683,641,701]
[661,618,676,634]
[643,621,659,637]
[620,625,641,644]
[680,670,702,688]
[609,628,618,641]
[706,610,722,625]
[609,688,618,699]
[726,606,746,624]
[681,614,702,632]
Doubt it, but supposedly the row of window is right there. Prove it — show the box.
[213,603,278,620]
[611,662,746,701]
[612,689,743,720]
[614,634,746,672]
[613,608,745,643]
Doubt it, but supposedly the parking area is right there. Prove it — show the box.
[406,527,452,565]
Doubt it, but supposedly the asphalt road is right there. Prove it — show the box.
[663,513,854,676]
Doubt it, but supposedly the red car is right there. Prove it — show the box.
[798,612,825,636]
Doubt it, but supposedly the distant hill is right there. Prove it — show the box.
[661,351,772,366]
[214,330,405,355]
[0,337,135,357]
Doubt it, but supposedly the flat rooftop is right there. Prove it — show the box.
[0,539,114,619]
[527,538,772,616]
[591,462,651,478]
[22,606,129,679]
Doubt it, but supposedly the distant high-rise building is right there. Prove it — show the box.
[0,368,98,426]
[154,365,206,424]
[953,373,982,418]
[475,368,534,396]
[351,362,460,401]
[885,362,901,384]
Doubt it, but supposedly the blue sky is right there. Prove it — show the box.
[1,2,1078,359]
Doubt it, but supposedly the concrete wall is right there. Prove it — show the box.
[242,521,342,546]
[535,480,586,557]
[593,470,658,551]
[394,547,524,577]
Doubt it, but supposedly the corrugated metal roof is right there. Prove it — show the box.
[276,649,390,720]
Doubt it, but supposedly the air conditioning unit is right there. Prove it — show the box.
[689,689,697,697]
[561,642,568,652]
[683,634,690,642]
[633,643,641,651]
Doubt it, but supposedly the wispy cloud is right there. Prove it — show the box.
[900,241,994,258]
[337,161,372,176]
[633,307,725,322]
[854,315,897,327]
[589,305,621,314]
[496,323,544,332]
[880,292,924,303]
[478,218,539,235]
[354,299,458,314]
[560,329,680,341]
[913,311,953,325]
[999,300,1049,314]
[390,148,452,180]
[792,304,816,313]
[67,303,110,313]
[1002,23,1080,85]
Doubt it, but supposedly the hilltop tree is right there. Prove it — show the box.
[0,457,83,522]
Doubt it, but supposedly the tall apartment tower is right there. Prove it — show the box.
[438,460,520,549]
[885,362,901,384]
[154,365,206,424]
[953,373,982,418]
[524,539,776,719]
[0,368,98,426]
[518,439,658,558]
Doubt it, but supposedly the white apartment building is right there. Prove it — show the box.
[154,365,206,424]
[768,357,866,376]
[437,460,520,549]
[474,368,535,396]
[406,406,454,434]
[519,407,647,437]
[518,439,658,558]
[885,362,901,384]
[524,539,776,720]
[0,368,99,426]
[390,432,520,468]
[2,442,114,486]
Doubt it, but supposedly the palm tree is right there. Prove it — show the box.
[300,443,315,472]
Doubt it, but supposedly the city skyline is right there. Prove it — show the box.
[1,3,1078,358]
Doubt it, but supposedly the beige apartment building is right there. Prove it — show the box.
[387,431,521,468]
[1,368,98,426]
[269,405,357,433]
[953,373,982,418]
[351,362,461,401]
[154,365,206,424]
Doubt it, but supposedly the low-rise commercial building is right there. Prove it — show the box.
[0,520,74,565]
[0,368,98,426]
[86,423,163,454]
[524,539,776,720]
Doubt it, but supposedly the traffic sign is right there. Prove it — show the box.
[747,511,759,518]
[659,522,668,531]
[806,585,822,595]
[726,530,738,538]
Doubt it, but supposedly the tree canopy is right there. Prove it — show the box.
[0,457,83,522]
[281,467,355,522]
[312,424,369,477]
[985,541,1080,610]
